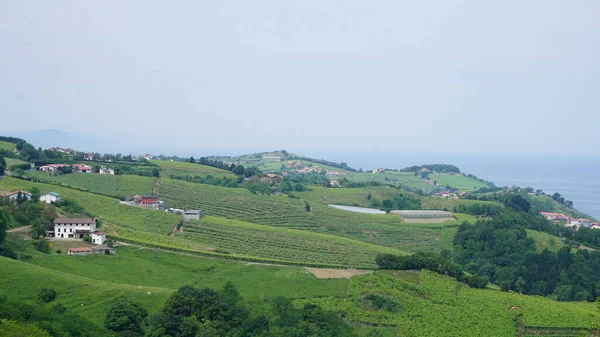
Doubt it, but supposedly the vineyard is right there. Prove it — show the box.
[0,177,178,234]
[176,216,406,268]
[156,178,449,252]
[152,160,232,177]
[297,270,600,336]
[24,171,155,198]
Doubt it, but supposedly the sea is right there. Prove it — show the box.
[297,151,600,221]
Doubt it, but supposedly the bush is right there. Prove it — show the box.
[55,249,62,254]
[38,288,56,303]
[35,240,50,253]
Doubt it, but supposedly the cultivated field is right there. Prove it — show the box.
[298,270,600,336]
[429,173,491,191]
[152,160,232,177]
[24,171,155,199]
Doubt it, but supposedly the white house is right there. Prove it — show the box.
[40,192,61,204]
[72,164,93,173]
[91,231,106,245]
[53,218,96,239]
[38,164,65,172]
[1,191,32,201]
[99,166,115,175]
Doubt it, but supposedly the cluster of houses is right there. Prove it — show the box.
[0,190,61,204]
[38,163,114,175]
[434,190,468,198]
[540,212,600,230]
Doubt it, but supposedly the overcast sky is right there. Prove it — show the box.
[1,1,599,155]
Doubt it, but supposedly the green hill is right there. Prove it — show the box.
[0,140,16,151]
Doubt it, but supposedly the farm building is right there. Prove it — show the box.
[91,231,106,245]
[93,246,116,255]
[53,217,97,240]
[73,164,93,173]
[0,190,32,201]
[260,174,282,183]
[39,164,66,172]
[68,247,93,256]
[99,166,115,175]
[40,192,61,203]
[390,210,453,219]
[182,210,206,221]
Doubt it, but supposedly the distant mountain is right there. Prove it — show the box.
[6,129,108,152]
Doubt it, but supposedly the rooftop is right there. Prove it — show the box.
[54,217,96,224]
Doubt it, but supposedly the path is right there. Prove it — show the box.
[7,225,31,233]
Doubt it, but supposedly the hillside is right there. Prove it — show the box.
[0,140,16,151]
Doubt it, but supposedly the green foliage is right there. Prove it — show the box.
[363,294,401,313]
[0,319,52,337]
[105,296,148,336]
[0,156,6,177]
[35,240,50,253]
[37,287,56,303]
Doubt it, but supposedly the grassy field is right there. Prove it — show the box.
[5,158,28,167]
[298,270,600,336]
[527,229,567,253]
[0,177,178,234]
[24,171,155,199]
[0,140,16,151]
[152,160,232,177]
[430,173,491,191]
[296,185,404,208]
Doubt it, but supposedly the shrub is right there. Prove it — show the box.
[35,240,50,254]
[38,288,56,303]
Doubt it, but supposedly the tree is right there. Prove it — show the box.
[0,207,8,246]
[83,234,92,242]
[105,297,148,336]
[188,156,195,163]
[38,287,56,303]
[233,165,245,176]
[35,239,50,253]
[0,156,6,176]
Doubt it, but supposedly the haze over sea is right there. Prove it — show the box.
[298,151,600,221]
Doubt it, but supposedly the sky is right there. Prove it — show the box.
[1,1,599,155]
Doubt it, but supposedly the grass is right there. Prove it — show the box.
[347,171,433,190]
[430,173,491,191]
[24,171,155,199]
[526,229,567,253]
[0,140,16,151]
[298,270,600,336]
[0,177,179,234]
[5,158,28,167]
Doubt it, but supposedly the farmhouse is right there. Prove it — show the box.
[182,210,206,221]
[53,218,97,240]
[123,195,166,210]
[40,192,61,204]
[0,190,32,201]
[84,152,94,160]
[330,180,340,187]
[72,164,93,173]
[260,174,282,183]
[372,168,384,174]
[39,164,66,172]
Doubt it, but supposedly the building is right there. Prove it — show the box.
[84,153,94,160]
[68,247,93,256]
[262,155,281,160]
[260,174,282,183]
[325,170,347,176]
[40,192,61,204]
[53,218,97,239]
[92,246,116,255]
[0,191,32,201]
[373,168,384,174]
[575,218,592,228]
[182,210,206,221]
[72,164,93,173]
[98,166,115,175]
[38,164,66,172]
[389,210,453,219]
[91,231,106,245]
[133,195,159,205]
[330,180,340,187]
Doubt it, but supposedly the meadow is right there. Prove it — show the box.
[526,229,567,252]
[4,158,28,167]
[0,140,16,151]
[429,173,491,191]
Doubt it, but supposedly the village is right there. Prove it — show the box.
[540,212,600,230]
